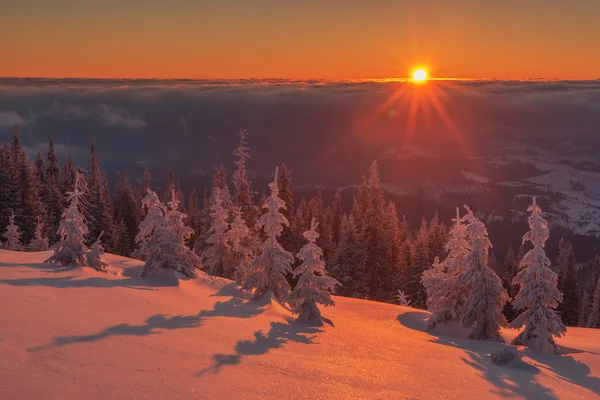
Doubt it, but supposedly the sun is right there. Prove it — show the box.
[412,69,427,82]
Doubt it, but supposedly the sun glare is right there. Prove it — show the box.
[413,69,427,82]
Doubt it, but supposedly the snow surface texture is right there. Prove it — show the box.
[1,250,600,400]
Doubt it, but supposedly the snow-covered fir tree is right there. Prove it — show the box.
[510,197,566,353]
[202,188,234,278]
[422,257,445,312]
[244,167,294,302]
[134,189,167,261]
[287,218,340,324]
[228,205,255,285]
[140,191,202,278]
[458,206,508,341]
[2,212,24,251]
[87,231,108,272]
[28,219,49,251]
[45,172,90,267]
[425,208,470,329]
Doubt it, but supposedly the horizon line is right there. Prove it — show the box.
[1,76,599,83]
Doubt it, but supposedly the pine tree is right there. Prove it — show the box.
[556,238,580,326]
[278,163,296,252]
[363,161,394,301]
[187,188,202,235]
[329,191,343,248]
[17,150,46,243]
[587,277,600,328]
[288,218,340,324]
[232,129,258,229]
[458,206,508,341]
[244,167,294,302]
[87,231,108,272]
[202,188,233,278]
[140,191,202,278]
[228,205,255,285]
[510,197,566,353]
[2,212,24,251]
[331,215,365,297]
[581,255,600,326]
[422,257,445,311]
[143,167,152,191]
[63,156,75,194]
[45,135,64,243]
[134,189,166,261]
[408,218,431,308]
[87,141,117,251]
[502,247,520,322]
[45,173,90,267]
[28,218,49,251]
[113,172,140,256]
[425,208,470,329]
[0,151,20,232]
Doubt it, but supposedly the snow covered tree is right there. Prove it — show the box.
[228,206,255,285]
[140,191,202,278]
[244,167,294,302]
[397,290,411,306]
[134,189,166,261]
[87,231,108,272]
[556,238,580,326]
[510,197,566,353]
[202,188,234,278]
[45,173,90,267]
[2,212,24,251]
[422,257,445,311]
[458,206,508,341]
[287,218,340,324]
[425,207,470,329]
[28,219,49,251]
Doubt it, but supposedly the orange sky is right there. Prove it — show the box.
[2,1,600,80]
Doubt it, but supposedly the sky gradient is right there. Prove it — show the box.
[2,0,600,80]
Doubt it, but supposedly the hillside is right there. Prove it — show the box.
[1,250,599,400]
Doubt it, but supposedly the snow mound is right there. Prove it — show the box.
[491,347,522,366]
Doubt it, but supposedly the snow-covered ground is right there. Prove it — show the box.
[1,250,599,400]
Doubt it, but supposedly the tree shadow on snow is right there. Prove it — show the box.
[196,319,322,377]
[0,274,162,290]
[525,350,600,397]
[0,260,77,274]
[397,311,559,399]
[29,297,269,352]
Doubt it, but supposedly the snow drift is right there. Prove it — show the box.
[1,250,599,399]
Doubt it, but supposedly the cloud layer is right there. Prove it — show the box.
[1,78,599,189]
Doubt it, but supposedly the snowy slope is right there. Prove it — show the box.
[1,250,599,400]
